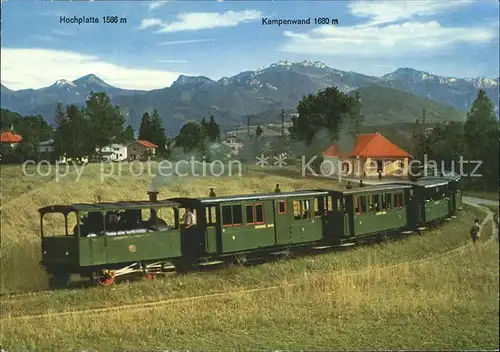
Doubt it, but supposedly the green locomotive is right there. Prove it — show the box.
[39,178,462,287]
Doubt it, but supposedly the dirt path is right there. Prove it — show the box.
[2,200,495,322]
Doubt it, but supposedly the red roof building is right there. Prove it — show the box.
[127,140,158,161]
[322,133,411,177]
[136,140,158,148]
[323,133,410,158]
[0,131,22,143]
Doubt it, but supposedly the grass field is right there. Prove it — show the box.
[0,162,498,350]
[463,190,499,201]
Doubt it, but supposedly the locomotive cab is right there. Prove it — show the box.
[39,205,81,280]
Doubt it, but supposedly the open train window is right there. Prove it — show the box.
[278,200,286,214]
[245,204,265,225]
[205,206,216,226]
[246,205,254,224]
[372,195,380,211]
[384,194,392,210]
[42,211,79,237]
[222,205,242,227]
[354,197,361,214]
[360,196,367,213]
[381,194,387,210]
[394,193,404,208]
[255,204,264,223]
[292,200,310,220]
[314,198,322,216]
[323,196,333,212]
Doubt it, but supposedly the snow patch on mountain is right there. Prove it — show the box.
[53,79,76,87]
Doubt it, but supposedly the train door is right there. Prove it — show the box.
[273,198,291,245]
[289,197,319,244]
[179,207,204,259]
[204,205,218,254]
[80,211,107,266]
[321,194,336,238]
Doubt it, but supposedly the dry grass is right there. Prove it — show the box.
[1,236,498,351]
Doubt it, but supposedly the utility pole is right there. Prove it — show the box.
[281,109,285,137]
[421,109,426,158]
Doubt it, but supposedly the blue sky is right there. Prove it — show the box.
[1,0,499,90]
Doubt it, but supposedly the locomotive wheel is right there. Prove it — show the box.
[96,276,116,286]
[95,270,116,286]
[143,273,156,280]
[234,254,248,265]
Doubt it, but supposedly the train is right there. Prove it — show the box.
[39,174,462,287]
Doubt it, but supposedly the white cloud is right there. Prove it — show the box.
[348,0,473,26]
[281,22,496,57]
[31,35,56,42]
[139,18,165,30]
[280,1,497,58]
[1,48,183,90]
[149,1,167,11]
[158,39,215,45]
[140,10,262,33]
[156,60,188,63]
[52,29,74,36]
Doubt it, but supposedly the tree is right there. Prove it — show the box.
[256,125,263,138]
[139,110,167,156]
[139,112,152,139]
[84,91,125,160]
[289,87,363,156]
[205,115,221,141]
[425,122,465,170]
[0,109,53,163]
[53,104,88,162]
[121,125,135,142]
[175,121,205,153]
[463,89,499,189]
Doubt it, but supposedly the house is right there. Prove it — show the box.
[99,143,127,162]
[38,139,55,154]
[0,131,22,148]
[221,135,244,155]
[127,140,158,161]
[321,132,411,177]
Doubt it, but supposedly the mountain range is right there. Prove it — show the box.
[1,61,498,136]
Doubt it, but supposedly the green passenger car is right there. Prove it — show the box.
[169,190,330,262]
[409,178,453,228]
[324,184,413,244]
[418,174,462,215]
[39,198,184,286]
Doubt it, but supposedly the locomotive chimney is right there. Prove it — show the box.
[147,190,159,224]
[148,190,159,202]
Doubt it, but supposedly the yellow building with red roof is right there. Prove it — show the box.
[321,132,411,177]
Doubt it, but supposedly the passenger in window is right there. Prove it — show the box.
[105,212,119,232]
[183,208,195,228]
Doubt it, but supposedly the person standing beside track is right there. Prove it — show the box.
[470,218,480,244]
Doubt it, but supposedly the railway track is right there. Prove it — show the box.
[1,204,495,321]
